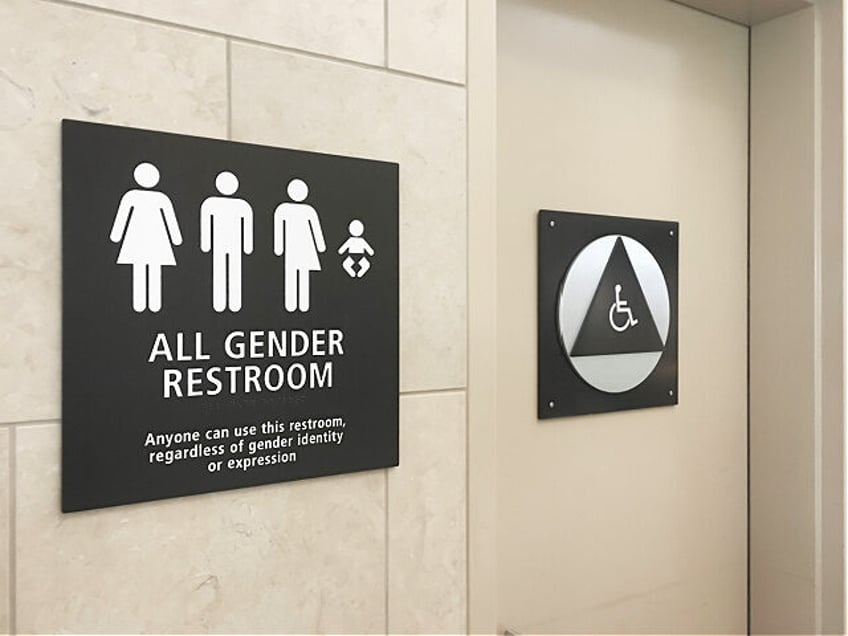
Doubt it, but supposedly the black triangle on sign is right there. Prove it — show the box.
[569,237,665,357]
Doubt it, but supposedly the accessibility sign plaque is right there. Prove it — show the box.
[538,210,678,418]
[62,120,398,511]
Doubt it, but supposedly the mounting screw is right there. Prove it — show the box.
[548,401,555,408]
[669,390,674,397]
[549,220,555,228]
[669,230,675,237]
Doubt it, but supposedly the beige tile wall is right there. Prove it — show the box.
[229,43,467,392]
[0,0,467,632]
[389,393,466,634]
[68,0,386,65]
[0,0,228,423]
[388,0,467,83]
[16,424,386,634]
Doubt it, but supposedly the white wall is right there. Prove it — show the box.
[0,0,468,633]
[750,2,845,633]
[750,12,817,632]
[496,0,749,632]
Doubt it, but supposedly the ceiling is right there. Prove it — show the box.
[673,0,814,25]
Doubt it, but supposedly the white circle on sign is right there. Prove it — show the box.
[287,178,308,202]
[133,162,159,189]
[215,171,239,196]
[557,235,670,394]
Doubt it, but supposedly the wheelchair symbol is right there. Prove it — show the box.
[608,284,639,333]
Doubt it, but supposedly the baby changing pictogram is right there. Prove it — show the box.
[338,219,374,278]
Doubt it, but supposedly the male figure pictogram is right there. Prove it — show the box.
[200,171,254,312]
[338,219,374,278]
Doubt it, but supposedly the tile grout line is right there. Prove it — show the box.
[0,421,59,429]
[399,387,466,398]
[383,0,389,68]
[9,426,16,635]
[41,0,465,89]
[226,38,233,140]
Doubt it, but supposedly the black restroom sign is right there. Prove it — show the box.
[537,210,678,418]
[61,120,399,512]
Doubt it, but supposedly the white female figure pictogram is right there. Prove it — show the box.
[109,162,183,313]
[273,178,326,312]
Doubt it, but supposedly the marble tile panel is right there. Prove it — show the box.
[0,428,9,634]
[388,392,466,634]
[388,0,467,83]
[71,0,385,65]
[0,0,226,422]
[230,43,467,393]
[15,423,386,634]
